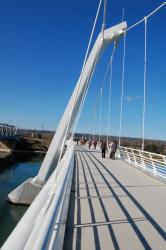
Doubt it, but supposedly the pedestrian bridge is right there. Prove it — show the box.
[64,146,166,250]
[2,143,166,250]
[1,2,166,249]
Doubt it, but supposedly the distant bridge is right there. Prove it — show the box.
[0,124,17,138]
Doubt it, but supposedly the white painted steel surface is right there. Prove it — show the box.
[7,22,127,205]
[1,141,75,250]
[119,146,166,181]
[36,22,127,185]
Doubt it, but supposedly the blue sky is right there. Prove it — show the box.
[0,0,165,140]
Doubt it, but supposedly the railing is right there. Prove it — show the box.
[118,146,166,181]
[2,140,75,250]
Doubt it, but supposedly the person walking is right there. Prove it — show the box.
[108,141,113,158]
[110,140,117,160]
[101,140,107,158]
[93,139,97,150]
[89,140,92,149]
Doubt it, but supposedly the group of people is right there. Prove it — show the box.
[88,138,117,159]
[89,139,97,149]
[101,140,117,159]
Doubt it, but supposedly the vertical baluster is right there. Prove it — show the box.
[149,153,157,176]
[139,150,146,170]
[126,147,131,163]
[132,149,137,166]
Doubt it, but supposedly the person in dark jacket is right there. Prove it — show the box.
[110,140,117,159]
[89,140,92,149]
[93,139,97,150]
[101,140,107,158]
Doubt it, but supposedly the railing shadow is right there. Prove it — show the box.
[64,146,166,249]
[86,150,166,244]
[79,151,120,250]
[74,217,147,228]
[77,151,101,250]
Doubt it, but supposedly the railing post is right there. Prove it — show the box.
[131,148,137,166]
[119,147,166,181]
[149,153,157,176]
[125,147,131,163]
[163,156,166,165]
[139,150,146,170]
[117,147,121,159]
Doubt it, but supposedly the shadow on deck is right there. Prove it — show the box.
[63,146,166,250]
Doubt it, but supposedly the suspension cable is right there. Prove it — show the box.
[72,41,102,138]
[71,0,103,140]
[122,8,125,22]
[102,0,108,36]
[94,46,117,143]
[72,0,109,138]
[84,42,118,144]
[142,17,147,151]
[93,107,96,140]
[93,44,117,112]
[98,87,103,143]
[81,0,103,73]
[125,2,165,32]
[118,31,126,146]
[106,42,116,145]
[53,0,103,182]
[89,122,91,141]
[72,18,113,140]
[71,0,103,138]
[73,1,165,147]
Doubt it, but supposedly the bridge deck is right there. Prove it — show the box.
[63,146,166,250]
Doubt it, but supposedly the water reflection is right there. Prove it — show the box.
[0,152,44,247]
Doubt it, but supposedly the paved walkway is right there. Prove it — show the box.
[63,146,166,250]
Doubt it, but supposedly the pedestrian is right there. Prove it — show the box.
[93,139,97,150]
[101,140,107,158]
[110,140,117,160]
[89,140,92,149]
[108,141,113,157]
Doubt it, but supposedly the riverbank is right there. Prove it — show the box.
[0,137,51,171]
[0,137,52,154]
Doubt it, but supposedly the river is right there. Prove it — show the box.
[0,153,45,247]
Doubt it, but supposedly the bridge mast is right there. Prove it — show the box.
[8,21,127,204]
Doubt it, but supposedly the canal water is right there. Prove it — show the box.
[0,153,45,247]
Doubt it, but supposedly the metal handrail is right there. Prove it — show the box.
[120,146,166,159]
[118,146,166,180]
[120,149,166,165]
[2,140,75,250]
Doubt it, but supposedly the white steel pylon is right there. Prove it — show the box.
[8,21,127,204]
